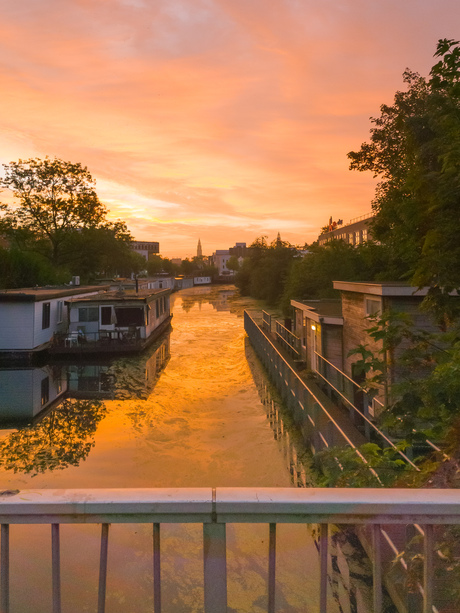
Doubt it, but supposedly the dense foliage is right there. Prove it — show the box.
[0,157,141,285]
[348,38,460,323]
[280,240,398,311]
[234,236,297,305]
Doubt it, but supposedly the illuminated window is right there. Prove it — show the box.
[365,298,381,316]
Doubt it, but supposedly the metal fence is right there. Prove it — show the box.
[244,311,385,482]
[274,320,300,359]
[1,487,458,613]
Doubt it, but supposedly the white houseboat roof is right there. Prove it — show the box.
[0,285,110,302]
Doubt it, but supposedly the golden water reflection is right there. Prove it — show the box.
[1,286,365,612]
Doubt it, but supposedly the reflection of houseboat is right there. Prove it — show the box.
[50,288,172,356]
[0,365,67,425]
[67,331,171,399]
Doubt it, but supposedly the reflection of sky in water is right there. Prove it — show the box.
[0,287,347,613]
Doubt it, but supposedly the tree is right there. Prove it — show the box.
[234,236,296,305]
[0,157,123,267]
[146,255,179,276]
[280,240,397,311]
[0,246,67,288]
[347,39,460,324]
[226,255,240,273]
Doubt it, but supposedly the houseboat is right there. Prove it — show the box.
[0,284,110,361]
[50,287,172,356]
[0,284,172,360]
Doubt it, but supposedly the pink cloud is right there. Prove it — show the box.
[0,0,457,256]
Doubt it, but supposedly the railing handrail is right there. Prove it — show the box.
[313,355,420,470]
[315,352,385,408]
[314,351,448,461]
[2,487,460,524]
[245,312,385,484]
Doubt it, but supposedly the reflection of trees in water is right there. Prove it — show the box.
[0,398,107,475]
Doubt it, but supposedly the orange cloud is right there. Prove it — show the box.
[0,0,457,256]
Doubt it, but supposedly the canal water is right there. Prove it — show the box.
[0,286,370,612]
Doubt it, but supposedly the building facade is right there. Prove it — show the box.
[131,241,160,260]
[317,214,373,246]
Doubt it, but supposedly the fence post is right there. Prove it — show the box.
[203,523,227,612]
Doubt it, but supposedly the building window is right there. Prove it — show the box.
[362,228,368,241]
[78,307,99,322]
[101,306,112,325]
[365,298,381,316]
[42,303,51,329]
[348,233,354,245]
[57,301,63,323]
[41,377,50,406]
[355,231,360,244]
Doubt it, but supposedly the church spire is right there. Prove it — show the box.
[197,238,202,258]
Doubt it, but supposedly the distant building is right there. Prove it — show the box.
[229,242,249,258]
[131,241,160,260]
[194,276,211,285]
[197,239,202,258]
[317,214,373,246]
[212,242,248,276]
[171,258,182,266]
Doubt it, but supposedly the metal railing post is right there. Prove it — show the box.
[51,524,61,613]
[372,524,382,613]
[1,525,9,613]
[268,523,276,613]
[423,524,434,613]
[319,523,328,613]
[153,523,161,613]
[98,523,110,613]
[203,523,227,613]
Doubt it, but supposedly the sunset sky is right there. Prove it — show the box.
[0,0,457,258]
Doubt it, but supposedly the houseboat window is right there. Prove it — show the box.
[365,298,381,316]
[101,306,112,326]
[114,307,144,327]
[42,303,51,329]
[41,377,49,406]
[57,301,63,323]
[78,307,99,322]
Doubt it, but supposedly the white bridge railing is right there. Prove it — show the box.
[2,487,460,613]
